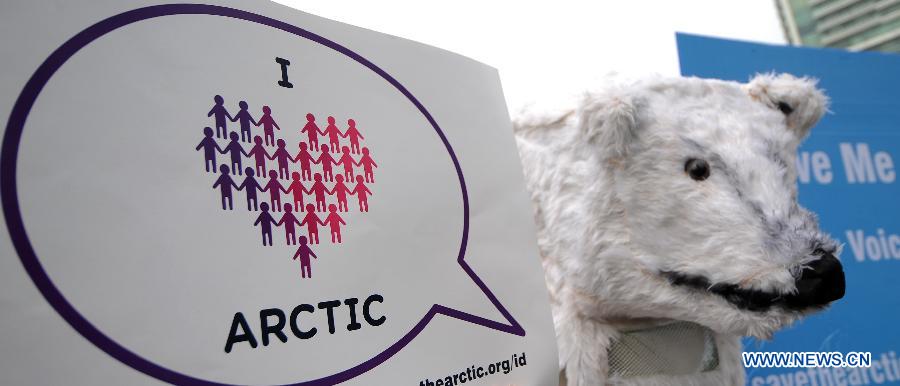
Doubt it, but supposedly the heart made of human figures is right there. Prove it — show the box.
[197,96,377,278]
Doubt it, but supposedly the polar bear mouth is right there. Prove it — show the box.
[661,271,788,312]
[661,250,844,312]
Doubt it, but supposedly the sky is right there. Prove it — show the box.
[272,1,787,112]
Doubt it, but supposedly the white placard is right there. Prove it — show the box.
[0,1,559,385]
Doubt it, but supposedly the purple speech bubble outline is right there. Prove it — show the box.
[0,4,525,386]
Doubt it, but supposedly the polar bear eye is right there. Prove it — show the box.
[684,158,710,181]
[777,101,794,115]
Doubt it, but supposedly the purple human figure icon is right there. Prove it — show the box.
[256,105,281,146]
[293,142,316,181]
[321,116,343,153]
[317,144,337,182]
[246,136,270,177]
[231,100,257,143]
[300,113,321,150]
[351,175,372,212]
[220,132,245,176]
[344,118,364,154]
[323,204,347,243]
[292,235,318,278]
[277,203,302,245]
[299,204,323,244]
[212,165,238,210]
[253,202,277,246]
[284,172,308,213]
[337,146,356,181]
[329,175,352,212]
[268,139,292,180]
[262,170,284,212]
[207,95,232,138]
[237,167,264,211]
[309,173,329,213]
[356,147,378,183]
[196,127,222,173]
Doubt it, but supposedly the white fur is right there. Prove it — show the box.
[514,74,837,385]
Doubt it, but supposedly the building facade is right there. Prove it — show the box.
[776,0,900,52]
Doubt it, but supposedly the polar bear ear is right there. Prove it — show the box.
[744,73,829,139]
[577,93,640,160]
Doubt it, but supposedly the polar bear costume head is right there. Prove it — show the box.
[514,74,844,385]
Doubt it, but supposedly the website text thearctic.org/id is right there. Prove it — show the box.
[419,352,527,386]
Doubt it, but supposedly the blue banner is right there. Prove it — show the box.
[678,33,900,386]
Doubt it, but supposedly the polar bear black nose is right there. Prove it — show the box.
[785,252,845,309]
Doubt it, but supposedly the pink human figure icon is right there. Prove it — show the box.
[231,100,257,143]
[292,235,318,278]
[356,147,378,183]
[351,175,372,212]
[207,95,232,138]
[246,136,270,177]
[292,142,316,181]
[299,204,323,244]
[196,127,222,173]
[283,172,308,213]
[253,202,277,246]
[220,132,246,176]
[212,164,239,210]
[256,105,281,146]
[262,170,284,212]
[337,146,356,181]
[300,113,321,150]
[268,139,292,179]
[321,116,343,153]
[323,204,347,243]
[344,119,364,154]
[277,203,302,245]
[309,173,330,212]
[329,175,352,212]
[316,144,337,182]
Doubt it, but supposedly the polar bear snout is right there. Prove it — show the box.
[785,251,845,310]
[661,249,845,312]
